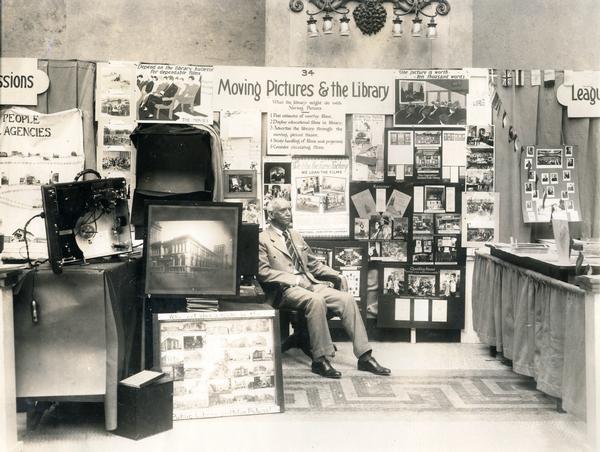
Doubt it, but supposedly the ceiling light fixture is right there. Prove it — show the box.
[290,0,450,38]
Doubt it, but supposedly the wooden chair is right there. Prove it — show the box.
[155,86,181,120]
[177,78,202,114]
[263,275,342,359]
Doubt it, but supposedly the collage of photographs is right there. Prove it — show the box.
[156,315,281,420]
[521,145,581,223]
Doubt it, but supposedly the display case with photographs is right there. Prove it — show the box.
[377,265,465,329]
[153,310,284,420]
[144,201,241,297]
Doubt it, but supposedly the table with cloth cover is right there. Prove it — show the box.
[12,258,142,431]
[471,250,586,417]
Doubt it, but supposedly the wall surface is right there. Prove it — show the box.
[266,0,473,69]
[1,0,266,66]
[473,0,600,70]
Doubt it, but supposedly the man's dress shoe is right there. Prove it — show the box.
[357,357,391,376]
[311,359,342,379]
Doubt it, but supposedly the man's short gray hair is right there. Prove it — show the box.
[267,197,291,212]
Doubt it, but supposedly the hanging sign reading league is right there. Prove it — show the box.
[0,58,50,106]
[557,71,600,118]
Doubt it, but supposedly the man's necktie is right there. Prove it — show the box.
[283,229,303,273]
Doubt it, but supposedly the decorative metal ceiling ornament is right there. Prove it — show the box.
[353,0,387,35]
[289,0,451,37]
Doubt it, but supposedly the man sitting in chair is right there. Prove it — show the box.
[258,198,391,379]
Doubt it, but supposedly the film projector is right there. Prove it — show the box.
[41,173,133,274]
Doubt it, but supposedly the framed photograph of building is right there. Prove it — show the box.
[223,170,257,199]
[153,310,284,420]
[144,201,241,296]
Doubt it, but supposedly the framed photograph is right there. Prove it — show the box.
[438,269,461,298]
[567,182,575,193]
[526,146,535,157]
[144,201,241,297]
[541,173,549,185]
[563,170,571,182]
[153,310,284,420]
[566,157,575,168]
[565,145,573,156]
[223,170,257,199]
[550,173,559,184]
[546,186,555,198]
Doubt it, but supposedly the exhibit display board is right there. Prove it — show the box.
[1,62,496,334]
[520,145,581,223]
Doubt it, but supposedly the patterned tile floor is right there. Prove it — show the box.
[17,342,588,452]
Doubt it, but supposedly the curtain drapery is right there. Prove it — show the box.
[494,71,600,241]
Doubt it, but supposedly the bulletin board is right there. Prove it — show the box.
[520,145,581,223]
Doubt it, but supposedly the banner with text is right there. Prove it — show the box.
[213,66,395,114]
[0,107,84,259]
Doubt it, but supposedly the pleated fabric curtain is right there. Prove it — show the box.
[472,252,586,418]
[493,70,600,241]
[34,60,96,170]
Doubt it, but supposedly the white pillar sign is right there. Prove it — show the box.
[0,58,50,106]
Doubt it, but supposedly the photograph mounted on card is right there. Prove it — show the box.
[386,129,414,166]
[438,268,462,298]
[407,271,436,297]
[223,170,257,199]
[413,213,434,235]
[466,125,494,147]
[394,72,469,127]
[412,236,434,265]
[434,236,459,264]
[137,63,212,124]
[462,192,499,248]
[435,214,461,235]
[536,148,563,168]
[380,265,406,296]
[423,186,446,213]
[380,240,408,262]
[351,114,385,181]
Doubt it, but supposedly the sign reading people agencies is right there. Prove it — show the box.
[0,58,50,106]
[0,107,84,259]
[557,71,600,117]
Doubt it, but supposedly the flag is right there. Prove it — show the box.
[544,69,556,87]
[502,70,513,87]
[515,70,525,87]
[488,69,498,86]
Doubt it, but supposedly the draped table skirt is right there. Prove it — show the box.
[472,252,586,418]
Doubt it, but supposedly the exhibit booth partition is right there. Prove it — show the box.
[1,59,600,448]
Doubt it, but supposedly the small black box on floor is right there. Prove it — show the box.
[114,376,173,440]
